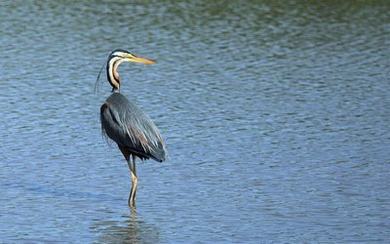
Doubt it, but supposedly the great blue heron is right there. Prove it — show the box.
[99,49,166,208]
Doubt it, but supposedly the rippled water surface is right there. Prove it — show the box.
[1,0,389,243]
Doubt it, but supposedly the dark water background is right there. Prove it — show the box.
[0,0,389,242]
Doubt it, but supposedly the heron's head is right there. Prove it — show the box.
[106,49,155,91]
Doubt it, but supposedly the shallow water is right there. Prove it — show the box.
[0,0,389,242]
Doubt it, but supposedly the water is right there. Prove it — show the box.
[0,0,389,242]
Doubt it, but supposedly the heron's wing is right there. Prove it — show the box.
[100,93,166,162]
[121,101,166,161]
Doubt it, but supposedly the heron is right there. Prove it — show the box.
[99,49,166,208]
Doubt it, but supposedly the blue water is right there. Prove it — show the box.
[0,1,389,242]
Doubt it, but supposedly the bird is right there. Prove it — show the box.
[99,49,166,208]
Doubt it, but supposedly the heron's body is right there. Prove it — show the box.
[99,49,166,208]
[101,92,165,162]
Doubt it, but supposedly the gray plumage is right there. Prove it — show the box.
[100,92,166,162]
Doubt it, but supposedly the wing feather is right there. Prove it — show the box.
[100,93,166,162]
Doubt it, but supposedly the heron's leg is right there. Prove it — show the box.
[127,155,138,208]
[132,155,138,201]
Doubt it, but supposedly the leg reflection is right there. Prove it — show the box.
[93,209,159,243]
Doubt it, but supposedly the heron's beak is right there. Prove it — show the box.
[126,54,156,65]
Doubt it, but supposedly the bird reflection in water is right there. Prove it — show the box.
[93,210,160,243]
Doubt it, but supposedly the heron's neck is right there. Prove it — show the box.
[107,57,126,91]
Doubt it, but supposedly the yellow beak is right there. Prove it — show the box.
[126,54,156,65]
